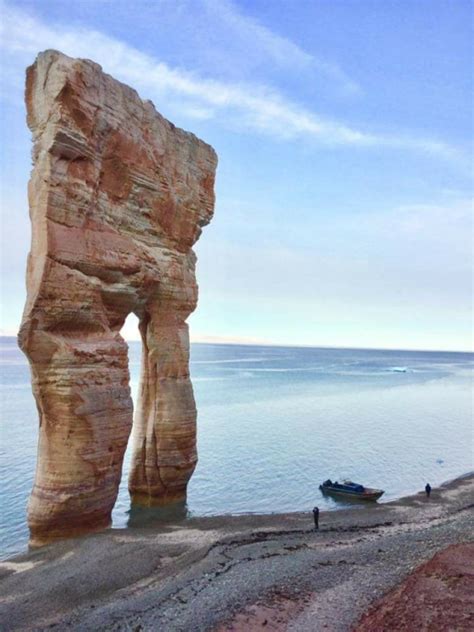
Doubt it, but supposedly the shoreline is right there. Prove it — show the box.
[1,473,473,631]
[3,334,473,355]
[124,468,474,528]
[4,470,472,560]
[4,470,471,563]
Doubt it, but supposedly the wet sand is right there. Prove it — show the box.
[0,474,473,631]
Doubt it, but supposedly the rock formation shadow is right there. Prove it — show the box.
[126,500,189,529]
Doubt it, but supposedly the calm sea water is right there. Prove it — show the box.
[1,337,472,559]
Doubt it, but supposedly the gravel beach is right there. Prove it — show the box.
[1,474,472,631]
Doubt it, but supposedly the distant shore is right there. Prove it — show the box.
[1,473,473,631]
[2,334,473,354]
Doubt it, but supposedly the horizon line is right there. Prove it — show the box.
[1,333,471,355]
[189,339,473,354]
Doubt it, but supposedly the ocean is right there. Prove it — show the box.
[1,337,472,559]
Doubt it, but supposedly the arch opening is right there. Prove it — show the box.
[112,312,141,524]
[113,312,191,527]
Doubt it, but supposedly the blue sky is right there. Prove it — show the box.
[0,0,472,350]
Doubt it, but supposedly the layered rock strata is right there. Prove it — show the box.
[18,50,217,545]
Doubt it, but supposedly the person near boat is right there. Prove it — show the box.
[312,506,319,530]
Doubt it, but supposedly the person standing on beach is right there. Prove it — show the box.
[425,483,432,498]
[312,506,319,530]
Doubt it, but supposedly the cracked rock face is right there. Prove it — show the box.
[18,50,217,546]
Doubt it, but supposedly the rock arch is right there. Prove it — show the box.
[18,50,217,545]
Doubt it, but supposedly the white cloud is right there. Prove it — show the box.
[203,0,361,95]
[204,0,313,67]
[0,2,466,162]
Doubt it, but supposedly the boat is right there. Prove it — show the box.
[319,479,384,501]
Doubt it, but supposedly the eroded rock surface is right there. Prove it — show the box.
[18,50,217,545]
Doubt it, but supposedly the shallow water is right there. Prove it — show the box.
[1,338,472,558]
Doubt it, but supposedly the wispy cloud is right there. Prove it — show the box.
[0,2,465,163]
[203,0,361,95]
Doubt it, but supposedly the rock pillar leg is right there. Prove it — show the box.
[129,307,197,505]
[20,330,133,546]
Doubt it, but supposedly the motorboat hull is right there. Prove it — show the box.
[319,483,384,501]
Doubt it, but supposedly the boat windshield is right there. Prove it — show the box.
[335,481,365,492]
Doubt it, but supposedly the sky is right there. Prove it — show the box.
[0,0,472,351]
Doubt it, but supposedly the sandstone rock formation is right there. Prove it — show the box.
[18,50,217,545]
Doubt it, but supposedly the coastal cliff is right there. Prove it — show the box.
[18,50,217,545]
